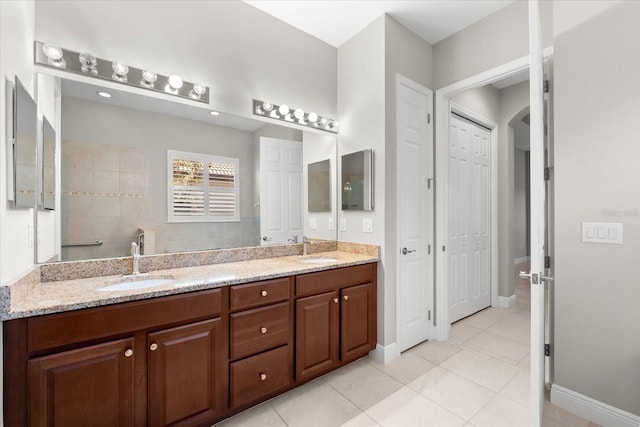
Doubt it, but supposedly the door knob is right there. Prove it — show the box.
[261,290,268,297]
[124,349,133,358]
[519,271,531,280]
[402,247,416,255]
[149,343,158,351]
[260,327,267,334]
[333,297,338,303]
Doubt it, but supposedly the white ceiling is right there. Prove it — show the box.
[243,0,515,47]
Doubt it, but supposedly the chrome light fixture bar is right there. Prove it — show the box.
[35,41,209,104]
[252,99,338,133]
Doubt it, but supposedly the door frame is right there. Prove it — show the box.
[448,103,498,322]
[395,74,434,352]
[434,48,554,341]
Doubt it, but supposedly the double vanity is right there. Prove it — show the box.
[2,243,378,426]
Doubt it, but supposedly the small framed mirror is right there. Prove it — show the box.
[308,159,331,212]
[13,76,38,209]
[42,116,56,210]
[341,149,373,211]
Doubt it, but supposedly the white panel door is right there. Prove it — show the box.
[449,114,491,323]
[259,137,303,245]
[397,76,433,352]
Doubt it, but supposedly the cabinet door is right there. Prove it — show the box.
[28,338,135,427]
[295,291,339,381]
[148,318,223,426]
[341,283,377,362]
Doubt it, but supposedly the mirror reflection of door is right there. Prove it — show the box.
[259,137,303,245]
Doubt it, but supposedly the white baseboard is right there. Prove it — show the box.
[514,256,531,264]
[369,342,401,364]
[551,384,640,427]
[498,294,516,308]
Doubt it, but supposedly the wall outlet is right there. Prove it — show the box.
[362,218,373,233]
[309,217,318,230]
[328,218,335,231]
[582,222,623,244]
[340,218,347,232]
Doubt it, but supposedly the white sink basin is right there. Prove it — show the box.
[96,278,174,292]
[300,258,337,264]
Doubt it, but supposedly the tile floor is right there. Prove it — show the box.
[214,265,598,427]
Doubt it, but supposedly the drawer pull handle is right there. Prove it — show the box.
[261,290,268,297]
[333,297,338,303]
[124,349,133,358]
[150,343,158,351]
[260,327,267,334]
[344,295,349,301]
[260,373,267,381]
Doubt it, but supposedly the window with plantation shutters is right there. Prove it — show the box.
[167,150,239,222]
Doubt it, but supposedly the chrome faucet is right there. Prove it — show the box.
[131,242,140,275]
[302,236,311,256]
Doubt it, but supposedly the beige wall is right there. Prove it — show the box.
[433,0,553,89]
[513,148,529,260]
[337,15,387,343]
[34,1,337,120]
[553,0,640,415]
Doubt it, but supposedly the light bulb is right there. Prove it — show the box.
[140,70,157,88]
[262,102,273,112]
[42,43,66,67]
[112,61,129,81]
[79,52,97,74]
[319,117,328,126]
[278,104,289,116]
[168,75,183,90]
[190,83,206,99]
[294,108,304,120]
[307,112,318,123]
[255,105,265,115]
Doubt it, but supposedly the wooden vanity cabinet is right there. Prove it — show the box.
[228,278,293,410]
[147,318,224,426]
[295,264,377,382]
[3,263,377,426]
[28,338,136,426]
[4,288,226,427]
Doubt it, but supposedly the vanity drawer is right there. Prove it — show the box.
[295,263,375,297]
[230,278,290,311]
[28,289,223,353]
[230,345,290,409]
[230,302,289,360]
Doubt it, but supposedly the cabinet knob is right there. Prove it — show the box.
[124,349,133,358]
[260,373,267,381]
[344,295,349,301]
[333,297,338,303]
[260,327,267,334]
[150,343,158,351]
[261,290,268,297]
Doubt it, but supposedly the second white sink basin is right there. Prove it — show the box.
[96,278,174,292]
[300,258,337,264]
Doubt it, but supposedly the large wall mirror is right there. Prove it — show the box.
[43,75,337,262]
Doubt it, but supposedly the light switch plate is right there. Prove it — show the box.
[582,222,623,244]
[328,218,335,231]
[340,218,347,232]
[309,217,318,230]
[362,218,373,233]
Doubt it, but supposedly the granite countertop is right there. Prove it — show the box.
[4,251,378,320]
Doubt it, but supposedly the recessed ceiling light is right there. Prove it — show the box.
[97,91,112,98]
[209,111,220,116]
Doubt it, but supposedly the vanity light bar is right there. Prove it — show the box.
[252,99,338,134]
[34,41,210,104]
